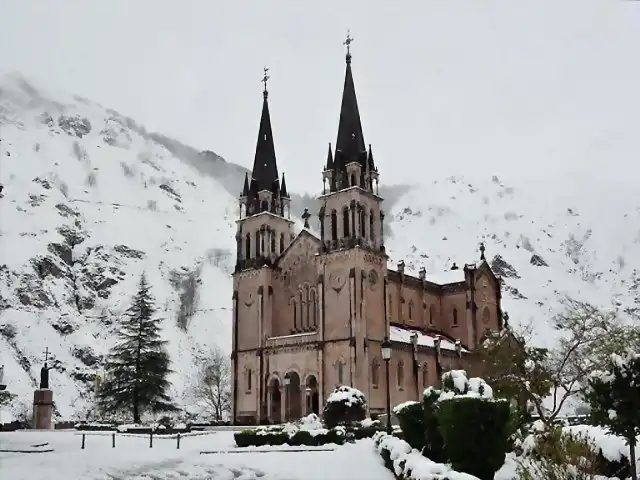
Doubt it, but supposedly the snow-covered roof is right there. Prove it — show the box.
[389,325,468,353]
[424,269,466,285]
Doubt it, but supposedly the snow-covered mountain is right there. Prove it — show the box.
[2,73,639,419]
[0,74,240,419]
[385,174,640,347]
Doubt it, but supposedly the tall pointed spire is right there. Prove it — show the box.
[335,31,367,170]
[251,67,280,193]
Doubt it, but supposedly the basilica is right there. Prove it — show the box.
[230,40,503,425]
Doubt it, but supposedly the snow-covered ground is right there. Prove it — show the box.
[0,430,392,480]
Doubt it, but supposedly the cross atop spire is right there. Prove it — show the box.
[262,66,270,98]
[344,31,354,62]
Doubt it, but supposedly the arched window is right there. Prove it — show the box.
[291,298,297,329]
[483,307,490,324]
[255,231,260,256]
[350,174,356,186]
[369,213,375,242]
[260,230,265,254]
[245,233,251,259]
[246,368,252,391]
[331,210,338,243]
[261,200,268,212]
[423,301,428,325]
[430,305,435,325]
[304,286,310,329]
[270,230,276,253]
[337,361,344,384]
[452,307,458,326]
[397,361,404,388]
[360,206,366,239]
[422,364,429,388]
[388,295,393,321]
[342,207,350,238]
[299,290,305,328]
[280,233,285,254]
[310,289,317,326]
[372,359,380,388]
[409,300,414,320]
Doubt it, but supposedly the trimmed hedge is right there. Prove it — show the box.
[393,402,426,452]
[234,423,382,447]
[437,396,512,480]
[422,388,445,463]
[323,386,367,429]
[234,425,347,447]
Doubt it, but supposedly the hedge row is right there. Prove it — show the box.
[234,424,381,447]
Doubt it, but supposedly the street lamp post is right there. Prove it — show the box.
[381,337,392,435]
[283,374,290,423]
[410,332,419,400]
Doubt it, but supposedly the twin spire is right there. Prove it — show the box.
[242,32,376,214]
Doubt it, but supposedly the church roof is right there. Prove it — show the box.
[389,324,469,353]
[250,91,280,193]
[334,52,367,169]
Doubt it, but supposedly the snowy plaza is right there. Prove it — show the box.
[0,429,392,480]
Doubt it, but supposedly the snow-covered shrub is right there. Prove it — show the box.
[423,387,446,463]
[393,401,426,452]
[516,425,604,479]
[234,419,346,447]
[434,370,512,480]
[373,431,477,480]
[322,385,367,428]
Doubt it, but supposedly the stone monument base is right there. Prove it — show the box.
[32,389,53,430]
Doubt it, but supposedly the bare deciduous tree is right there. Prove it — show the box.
[527,297,640,425]
[193,346,231,422]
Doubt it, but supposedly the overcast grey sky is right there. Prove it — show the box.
[1,1,639,194]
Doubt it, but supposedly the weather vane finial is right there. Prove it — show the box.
[344,30,354,62]
[262,66,270,98]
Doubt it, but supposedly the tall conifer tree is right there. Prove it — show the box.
[98,273,176,423]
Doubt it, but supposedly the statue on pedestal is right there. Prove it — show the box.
[39,363,50,390]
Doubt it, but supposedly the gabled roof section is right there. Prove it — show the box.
[251,92,280,193]
[274,229,321,267]
[473,259,501,289]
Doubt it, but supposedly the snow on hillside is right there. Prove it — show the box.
[0,74,237,418]
[386,174,640,347]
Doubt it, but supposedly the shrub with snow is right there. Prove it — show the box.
[374,431,479,480]
[393,401,427,453]
[322,385,367,429]
[426,370,511,480]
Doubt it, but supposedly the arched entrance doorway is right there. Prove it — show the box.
[305,375,319,415]
[284,371,302,421]
[269,378,282,424]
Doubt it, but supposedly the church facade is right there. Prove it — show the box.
[230,45,503,425]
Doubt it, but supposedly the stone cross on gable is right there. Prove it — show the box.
[44,346,49,364]
[302,208,311,229]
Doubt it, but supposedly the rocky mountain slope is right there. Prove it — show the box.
[1,73,639,419]
[0,75,240,419]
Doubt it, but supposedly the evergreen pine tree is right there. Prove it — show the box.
[98,273,176,423]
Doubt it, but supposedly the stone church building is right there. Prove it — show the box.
[230,44,503,425]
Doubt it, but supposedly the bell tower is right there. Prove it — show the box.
[319,33,384,254]
[232,69,294,424]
